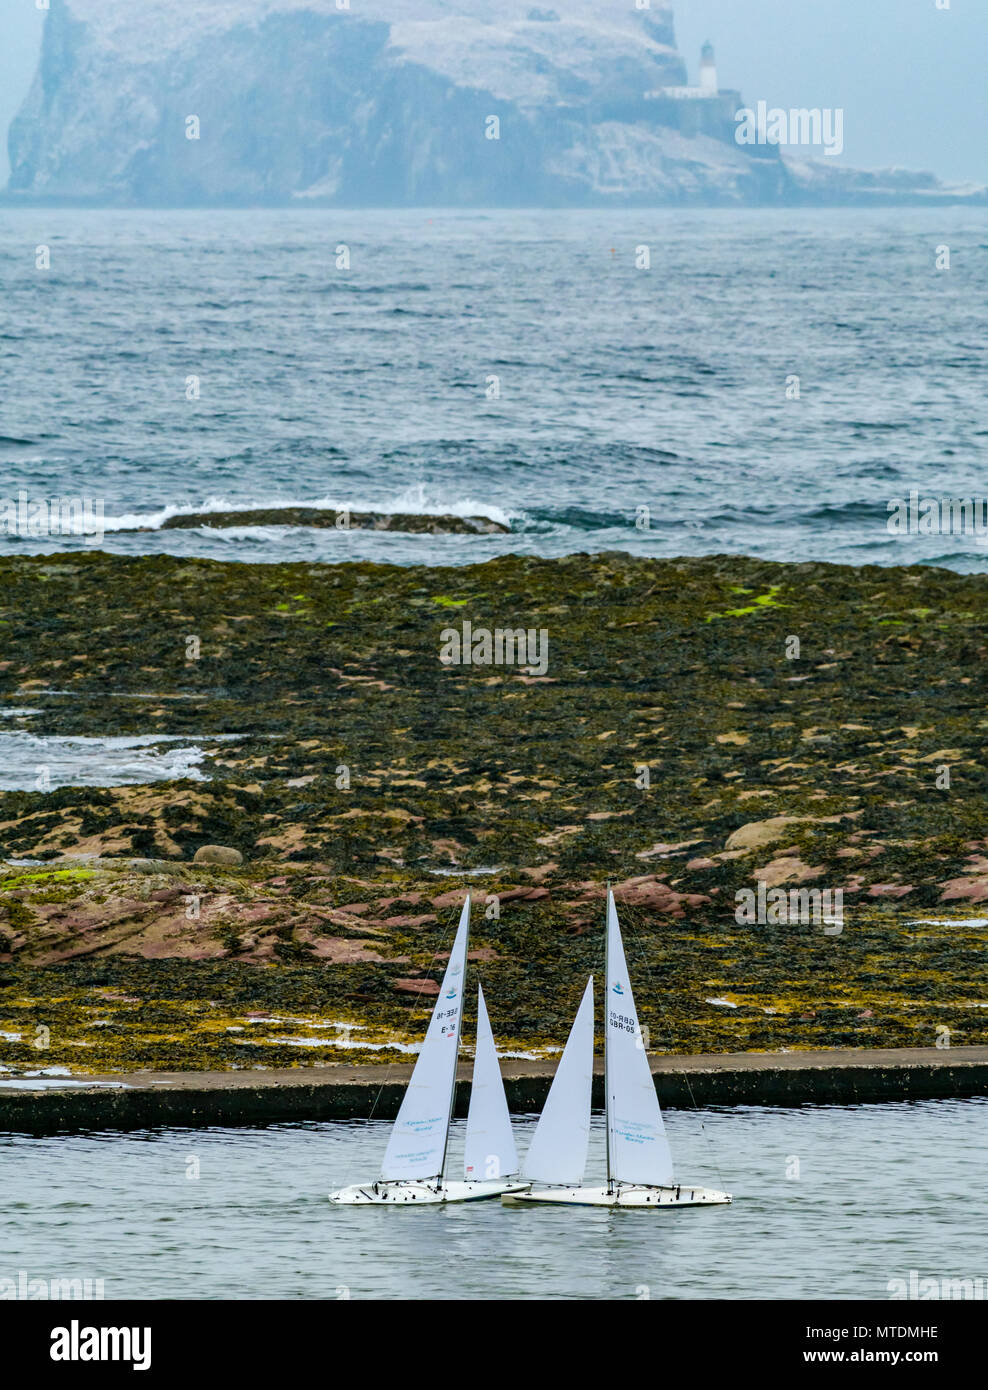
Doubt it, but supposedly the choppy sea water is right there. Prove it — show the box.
[3,1100,985,1300]
[1,207,986,571]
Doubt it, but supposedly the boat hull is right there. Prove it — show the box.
[501,1183,732,1208]
[329,1178,531,1206]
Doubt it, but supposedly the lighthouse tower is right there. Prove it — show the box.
[699,41,718,94]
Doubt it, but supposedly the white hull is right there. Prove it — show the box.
[329,1178,530,1206]
[502,1183,732,1209]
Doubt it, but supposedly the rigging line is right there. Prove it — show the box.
[365,906,457,1126]
[622,897,729,1191]
[679,1067,729,1194]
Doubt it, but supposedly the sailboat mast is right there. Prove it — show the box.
[604,886,612,1194]
[439,894,470,1188]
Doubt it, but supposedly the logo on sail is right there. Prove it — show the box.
[446,988,458,1000]
[612,982,625,995]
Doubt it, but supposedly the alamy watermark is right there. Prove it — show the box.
[439,621,549,676]
[735,883,844,934]
[1,1270,104,1300]
[0,492,104,543]
[886,491,988,543]
[50,1320,150,1371]
[888,1270,988,1300]
[735,102,844,158]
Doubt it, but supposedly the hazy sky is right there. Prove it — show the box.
[675,0,988,183]
[0,4,45,186]
[1,1,986,187]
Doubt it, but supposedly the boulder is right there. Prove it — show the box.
[193,845,244,867]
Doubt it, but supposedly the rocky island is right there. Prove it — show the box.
[6,0,983,207]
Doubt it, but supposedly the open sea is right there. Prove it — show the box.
[1,206,986,571]
[3,1101,986,1300]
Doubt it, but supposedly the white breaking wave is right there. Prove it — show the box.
[0,733,241,791]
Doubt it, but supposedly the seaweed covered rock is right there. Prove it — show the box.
[0,550,986,1068]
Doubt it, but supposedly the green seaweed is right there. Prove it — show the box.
[706,584,787,621]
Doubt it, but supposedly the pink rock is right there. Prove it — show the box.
[940,876,988,903]
[752,858,823,888]
[867,883,915,898]
[394,978,440,996]
[376,893,424,909]
[237,905,284,924]
[436,947,499,963]
[521,862,558,883]
[429,889,469,909]
[496,887,549,904]
[635,840,703,860]
[306,939,386,963]
[611,876,693,916]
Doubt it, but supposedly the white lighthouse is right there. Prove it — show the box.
[644,37,724,102]
[699,41,718,94]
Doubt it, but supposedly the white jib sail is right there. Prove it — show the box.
[521,977,594,1186]
[464,983,518,1182]
[380,897,470,1182]
[605,890,674,1187]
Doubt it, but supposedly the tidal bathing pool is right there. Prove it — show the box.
[2,1099,984,1300]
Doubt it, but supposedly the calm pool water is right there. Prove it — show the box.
[2,1100,985,1300]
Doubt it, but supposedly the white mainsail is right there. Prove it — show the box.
[521,977,594,1186]
[464,983,518,1182]
[605,890,674,1188]
[380,897,470,1183]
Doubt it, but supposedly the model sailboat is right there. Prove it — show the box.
[503,889,732,1208]
[329,896,529,1205]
